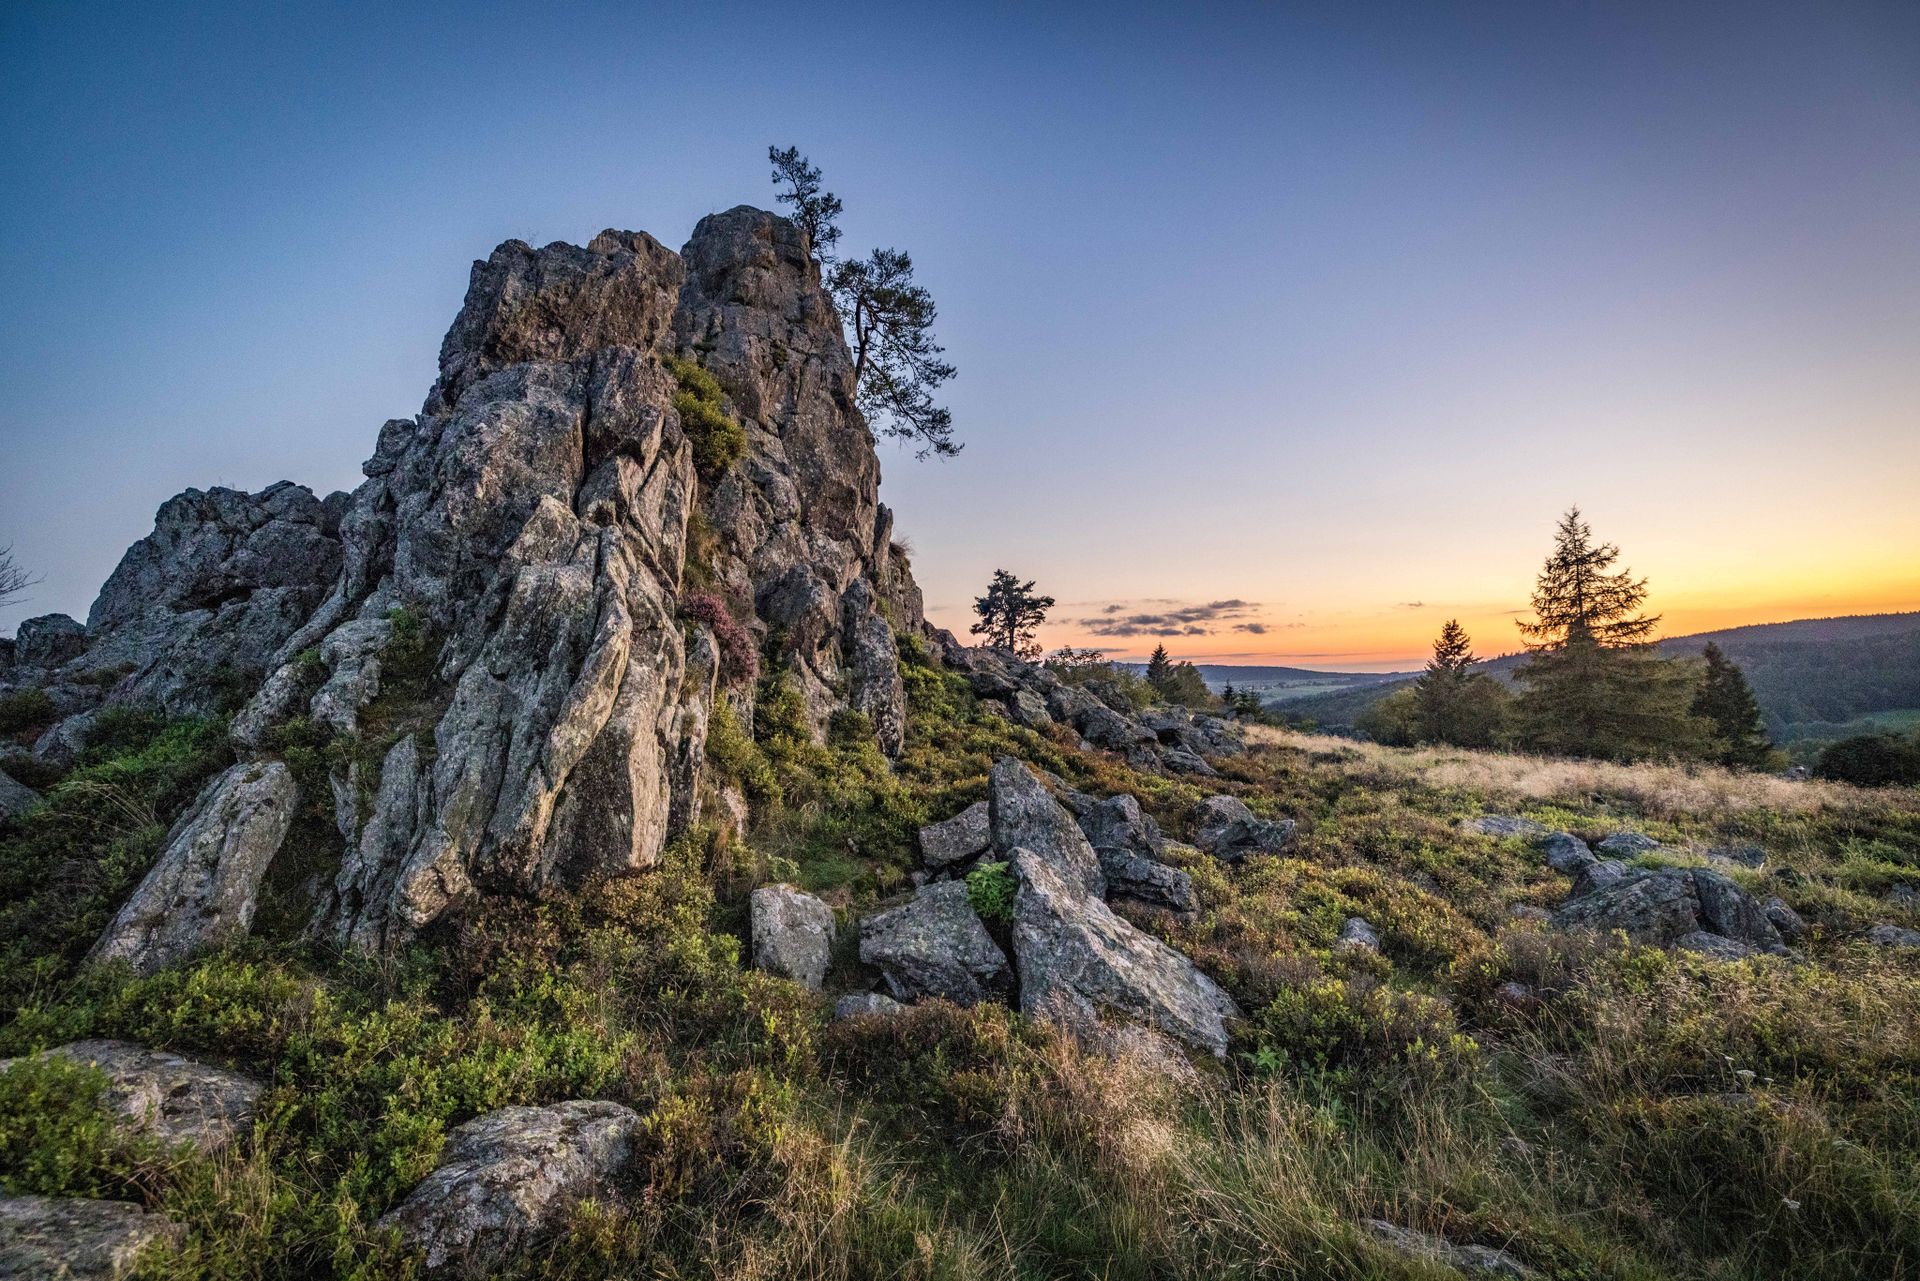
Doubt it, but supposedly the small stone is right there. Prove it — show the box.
[831,992,903,1021]
[1361,1219,1535,1278]
[1464,815,1545,838]
[1762,896,1806,942]
[1676,931,1756,961]
[0,769,40,823]
[1706,844,1768,868]
[1865,924,1920,948]
[1190,794,1295,862]
[1569,859,1628,898]
[750,884,835,989]
[1336,916,1381,952]
[0,1041,261,1155]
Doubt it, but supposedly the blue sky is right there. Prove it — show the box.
[3,0,1916,667]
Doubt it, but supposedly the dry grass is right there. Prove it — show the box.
[1245,724,1920,824]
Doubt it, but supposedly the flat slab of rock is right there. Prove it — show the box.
[90,761,296,975]
[0,1194,180,1281]
[1866,924,1920,948]
[750,884,835,989]
[988,758,1103,895]
[1009,846,1240,1057]
[380,1101,638,1273]
[1190,795,1294,862]
[917,800,990,871]
[1464,815,1545,838]
[1361,1219,1534,1278]
[859,881,1009,1003]
[1594,832,1659,858]
[0,1041,261,1155]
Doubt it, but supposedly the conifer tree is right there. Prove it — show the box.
[969,570,1054,658]
[1511,508,1709,761]
[1145,644,1174,694]
[1411,619,1506,746]
[1691,642,1775,769]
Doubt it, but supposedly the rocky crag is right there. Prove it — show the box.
[2,208,924,966]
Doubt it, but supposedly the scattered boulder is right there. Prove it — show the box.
[1507,904,1551,923]
[1360,1219,1535,1278]
[1882,884,1920,910]
[1336,917,1381,953]
[1538,832,1597,874]
[380,1101,638,1273]
[90,762,297,975]
[832,992,903,1021]
[1553,866,1780,951]
[0,1194,181,1281]
[917,801,990,872]
[988,757,1103,896]
[1493,981,1540,1012]
[0,769,39,822]
[1762,896,1806,942]
[1865,924,1920,948]
[749,884,835,990]
[1190,795,1294,862]
[1594,832,1659,858]
[1008,846,1240,1057]
[0,1041,261,1154]
[1006,688,1052,730]
[859,881,1010,1004]
[1464,815,1545,838]
[1706,844,1768,869]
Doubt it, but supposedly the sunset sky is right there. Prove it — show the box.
[2,1,1915,670]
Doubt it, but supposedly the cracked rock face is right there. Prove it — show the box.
[1008,846,1240,1057]
[0,1041,261,1154]
[90,762,296,975]
[0,1195,181,1281]
[379,1101,639,1274]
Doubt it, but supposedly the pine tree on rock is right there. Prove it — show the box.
[1512,508,1710,761]
[970,570,1054,659]
[1692,642,1776,769]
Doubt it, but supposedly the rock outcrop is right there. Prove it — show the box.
[0,1195,180,1281]
[1074,795,1195,914]
[1553,866,1785,955]
[0,1041,261,1155]
[380,1101,639,1273]
[988,757,1104,896]
[1189,794,1295,862]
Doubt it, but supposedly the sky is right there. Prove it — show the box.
[2,1,1916,671]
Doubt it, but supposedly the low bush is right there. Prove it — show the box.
[666,355,747,482]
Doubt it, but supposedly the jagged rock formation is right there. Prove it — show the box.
[0,1194,180,1281]
[0,1042,261,1154]
[4,206,928,968]
[378,1101,639,1273]
[1553,865,1787,957]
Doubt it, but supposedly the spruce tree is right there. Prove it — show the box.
[1512,508,1710,761]
[1692,642,1775,769]
[1145,644,1174,694]
[1412,619,1505,746]
[969,570,1054,658]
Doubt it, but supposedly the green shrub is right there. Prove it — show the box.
[1816,733,1920,788]
[666,355,747,483]
[965,861,1015,924]
[0,688,56,735]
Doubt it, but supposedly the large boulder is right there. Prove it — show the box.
[859,881,1010,1004]
[1076,795,1196,914]
[0,1041,261,1154]
[750,884,835,989]
[90,762,297,975]
[0,1195,180,1281]
[1553,867,1781,951]
[988,758,1103,896]
[1190,795,1294,862]
[1008,846,1240,1056]
[917,800,990,872]
[12,614,89,668]
[1538,832,1597,874]
[380,1101,639,1273]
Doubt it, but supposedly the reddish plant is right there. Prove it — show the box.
[682,590,758,683]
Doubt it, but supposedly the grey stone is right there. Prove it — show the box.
[1692,868,1780,945]
[91,762,296,975]
[1190,794,1295,862]
[832,992,904,1021]
[379,1101,639,1273]
[859,881,1009,1004]
[1337,916,1381,952]
[1570,859,1629,897]
[1361,1219,1535,1278]
[1762,896,1806,942]
[1098,845,1197,915]
[0,769,39,822]
[750,884,835,989]
[1676,930,1756,960]
[918,801,991,871]
[32,713,93,767]
[1554,867,1780,950]
[1464,815,1545,838]
[13,614,88,667]
[1009,846,1240,1057]
[988,757,1103,896]
[1538,832,1597,874]
[0,1195,180,1281]
[1865,924,1920,948]
[0,1041,261,1154]
[1594,832,1659,858]
[1006,688,1053,730]
[1706,843,1768,868]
